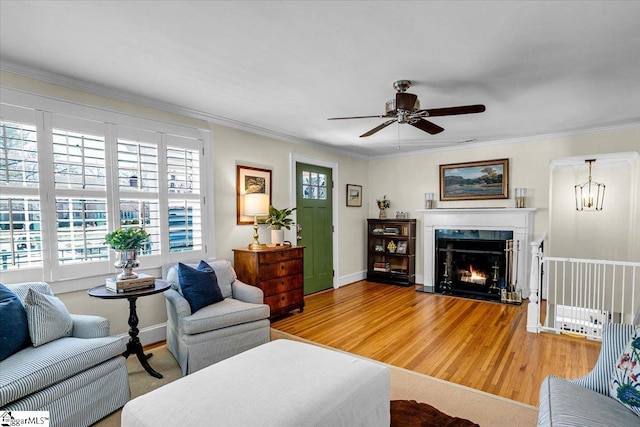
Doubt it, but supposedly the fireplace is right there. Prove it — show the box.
[418,208,536,300]
[435,229,519,302]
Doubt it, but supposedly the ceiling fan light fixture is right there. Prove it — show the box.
[328,79,486,137]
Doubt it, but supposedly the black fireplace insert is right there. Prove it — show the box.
[435,229,514,301]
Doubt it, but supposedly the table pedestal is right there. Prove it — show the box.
[123,296,163,379]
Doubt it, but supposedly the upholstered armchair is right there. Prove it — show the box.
[0,282,129,426]
[538,309,640,426]
[162,259,270,375]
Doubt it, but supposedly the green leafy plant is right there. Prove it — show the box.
[104,227,150,250]
[265,205,296,230]
[376,195,390,209]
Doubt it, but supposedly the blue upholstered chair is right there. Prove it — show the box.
[162,259,270,375]
[0,282,129,427]
[538,310,640,426]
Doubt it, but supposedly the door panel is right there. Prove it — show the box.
[296,163,333,294]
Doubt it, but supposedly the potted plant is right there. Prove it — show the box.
[105,227,150,280]
[265,205,296,245]
[376,195,390,219]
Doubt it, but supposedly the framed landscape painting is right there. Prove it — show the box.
[439,158,509,201]
[346,184,362,207]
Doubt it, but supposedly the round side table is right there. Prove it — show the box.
[88,280,170,378]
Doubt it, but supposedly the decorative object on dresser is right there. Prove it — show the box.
[233,246,305,318]
[367,219,416,286]
[243,193,270,249]
[265,205,296,245]
[439,158,509,201]
[376,195,390,219]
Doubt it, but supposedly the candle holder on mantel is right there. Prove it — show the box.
[424,192,435,209]
[515,188,527,208]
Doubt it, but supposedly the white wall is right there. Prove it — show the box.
[368,128,640,280]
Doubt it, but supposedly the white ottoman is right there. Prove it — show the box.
[122,339,390,427]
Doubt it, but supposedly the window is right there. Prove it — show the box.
[302,170,328,200]
[0,120,42,269]
[0,90,210,288]
[53,127,109,263]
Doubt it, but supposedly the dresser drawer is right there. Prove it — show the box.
[260,259,303,279]
[259,275,303,296]
[264,288,304,310]
[258,247,303,264]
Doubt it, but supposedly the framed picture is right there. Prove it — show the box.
[439,158,509,201]
[236,165,272,225]
[396,241,407,254]
[346,184,362,207]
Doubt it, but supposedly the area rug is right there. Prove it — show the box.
[391,400,479,427]
[94,331,538,427]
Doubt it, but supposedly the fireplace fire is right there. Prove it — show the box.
[435,229,522,304]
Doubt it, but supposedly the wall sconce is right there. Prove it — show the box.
[244,193,270,249]
[424,193,435,209]
[515,188,527,208]
[574,159,605,211]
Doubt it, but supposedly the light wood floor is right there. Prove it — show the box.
[271,281,602,407]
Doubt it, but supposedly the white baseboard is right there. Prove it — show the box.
[338,270,366,288]
[118,322,167,347]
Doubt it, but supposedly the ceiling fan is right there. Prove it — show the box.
[328,80,485,137]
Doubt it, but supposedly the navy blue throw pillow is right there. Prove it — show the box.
[0,284,31,361]
[177,261,224,313]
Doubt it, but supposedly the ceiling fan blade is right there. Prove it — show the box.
[360,119,397,137]
[410,118,445,135]
[418,104,486,117]
[396,92,418,111]
[328,114,389,120]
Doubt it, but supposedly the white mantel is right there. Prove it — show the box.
[417,208,536,296]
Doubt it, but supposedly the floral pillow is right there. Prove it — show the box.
[610,326,640,416]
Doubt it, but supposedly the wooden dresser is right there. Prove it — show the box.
[233,246,304,318]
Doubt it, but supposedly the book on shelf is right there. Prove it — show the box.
[106,273,155,293]
[373,261,390,272]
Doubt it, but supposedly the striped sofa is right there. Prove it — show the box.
[0,282,130,427]
[538,320,640,426]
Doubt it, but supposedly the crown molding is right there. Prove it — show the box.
[1,61,366,160]
[2,60,637,162]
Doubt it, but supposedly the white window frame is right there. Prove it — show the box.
[0,87,214,293]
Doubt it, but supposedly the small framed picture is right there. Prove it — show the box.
[396,241,408,254]
[346,184,362,207]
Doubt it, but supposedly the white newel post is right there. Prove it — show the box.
[526,233,547,333]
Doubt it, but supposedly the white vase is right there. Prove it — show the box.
[271,229,285,245]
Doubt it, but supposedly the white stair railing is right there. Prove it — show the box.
[541,258,639,339]
[527,234,639,340]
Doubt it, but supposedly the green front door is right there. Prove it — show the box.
[296,163,333,294]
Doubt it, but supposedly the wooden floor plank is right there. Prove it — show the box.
[271,281,601,406]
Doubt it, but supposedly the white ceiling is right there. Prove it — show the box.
[1,1,639,157]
